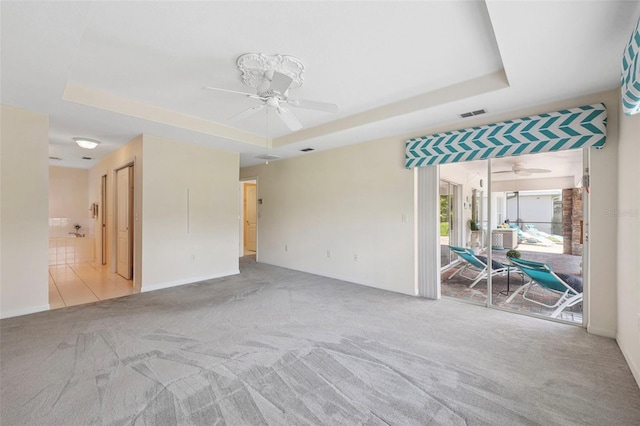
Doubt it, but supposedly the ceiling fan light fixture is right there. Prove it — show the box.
[73,137,101,149]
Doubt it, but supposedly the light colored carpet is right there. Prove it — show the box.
[1,256,639,425]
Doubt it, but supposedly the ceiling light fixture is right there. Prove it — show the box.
[73,137,101,149]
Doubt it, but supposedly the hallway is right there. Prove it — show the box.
[49,262,134,309]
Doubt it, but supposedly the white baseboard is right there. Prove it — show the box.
[141,270,239,293]
[617,336,640,390]
[0,304,51,320]
[587,325,617,339]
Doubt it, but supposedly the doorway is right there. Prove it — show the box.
[115,165,134,280]
[240,179,257,257]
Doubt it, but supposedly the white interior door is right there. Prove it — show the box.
[245,183,257,252]
[116,166,133,279]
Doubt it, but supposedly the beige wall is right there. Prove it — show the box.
[49,166,89,219]
[140,134,239,291]
[0,105,49,318]
[616,99,640,386]
[241,136,416,295]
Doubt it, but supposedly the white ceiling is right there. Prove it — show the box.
[2,1,639,169]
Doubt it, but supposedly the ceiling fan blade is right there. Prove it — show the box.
[492,170,513,174]
[287,99,339,113]
[526,168,551,173]
[202,86,262,100]
[229,104,266,122]
[275,105,303,131]
[269,71,293,96]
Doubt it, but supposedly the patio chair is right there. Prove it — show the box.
[447,246,508,288]
[505,257,583,318]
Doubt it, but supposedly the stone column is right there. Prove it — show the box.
[562,189,573,254]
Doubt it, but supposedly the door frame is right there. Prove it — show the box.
[239,177,258,258]
[439,179,463,269]
[114,163,134,280]
[101,174,107,265]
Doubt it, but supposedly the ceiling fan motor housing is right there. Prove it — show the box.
[236,53,305,92]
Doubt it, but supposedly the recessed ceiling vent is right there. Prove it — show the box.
[49,156,62,161]
[254,154,281,160]
[300,148,314,152]
[82,156,93,160]
[459,108,487,119]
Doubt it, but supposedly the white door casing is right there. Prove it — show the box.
[116,166,133,280]
[245,184,257,252]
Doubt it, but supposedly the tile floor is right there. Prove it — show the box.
[49,262,135,309]
[49,247,255,309]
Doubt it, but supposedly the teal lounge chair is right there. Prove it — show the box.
[505,257,583,318]
[448,246,508,288]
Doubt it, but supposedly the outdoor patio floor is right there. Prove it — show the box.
[441,246,583,324]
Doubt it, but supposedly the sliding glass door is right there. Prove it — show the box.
[488,152,584,325]
[439,180,461,268]
[438,151,584,325]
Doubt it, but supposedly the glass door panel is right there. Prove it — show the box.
[440,160,487,305]
[489,152,584,325]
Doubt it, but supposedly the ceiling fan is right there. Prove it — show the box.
[203,54,338,131]
[493,162,551,176]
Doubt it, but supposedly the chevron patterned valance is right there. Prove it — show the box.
[404,103,607,169]
[622,16,640,116]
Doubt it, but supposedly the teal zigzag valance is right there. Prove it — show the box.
[622,16,640,116]
[404,103,607,169]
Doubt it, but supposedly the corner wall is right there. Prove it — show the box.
[585,91,619,338]
[616,101,640,387]
[0,105,49,318]
[241,136,416,295]
[140,134,239,291]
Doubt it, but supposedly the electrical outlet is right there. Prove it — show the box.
[326,250,331,258]
[401,213,407,223]
[285,244,288,252]
[191,254,196,261]
[354,254,358,261]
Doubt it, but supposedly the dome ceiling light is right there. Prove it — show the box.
[73,137,101,149]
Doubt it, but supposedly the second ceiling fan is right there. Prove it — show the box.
[493,162,551,176]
